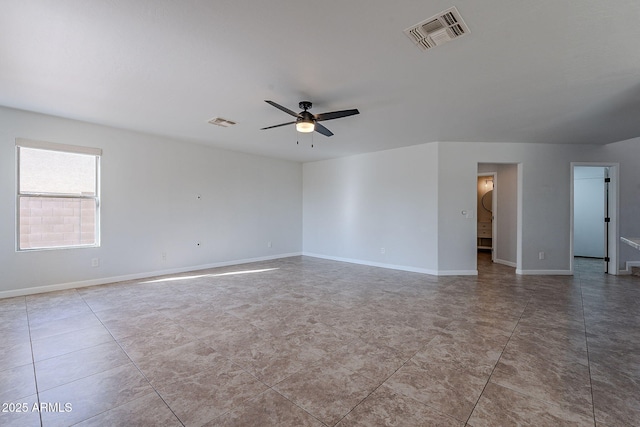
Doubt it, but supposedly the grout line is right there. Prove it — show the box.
[267,387,328,426]
[78,291,187,427]
[333,334,451,426]
[578,269,598,426]
[24,296,44,427]
[464,298,531,426]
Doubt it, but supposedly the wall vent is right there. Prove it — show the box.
[208,117,237,127]
[404,6,470,51]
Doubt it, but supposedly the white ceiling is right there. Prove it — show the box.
[2,0,640,163]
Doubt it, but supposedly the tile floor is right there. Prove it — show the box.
[1,254,639,426]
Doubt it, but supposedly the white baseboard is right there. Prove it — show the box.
[303,252,439,275]
[0,252,302,299]
[302,252,478,276]
[516,269,573,276]
[437,270,479,276]
[495,259,517,268]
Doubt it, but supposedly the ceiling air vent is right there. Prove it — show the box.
[208,117,237,127]
[404,6,470,51]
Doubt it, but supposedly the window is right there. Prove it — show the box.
[17,139,101,251]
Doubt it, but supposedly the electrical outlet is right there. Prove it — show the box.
[267,241,272,248]
[539,251,545,260]
[380,248,386,254]
[162,252,167,262]
[91,258,100,268]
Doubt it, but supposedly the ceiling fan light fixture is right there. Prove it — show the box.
[261,100,358,137]
[296,120,315,133]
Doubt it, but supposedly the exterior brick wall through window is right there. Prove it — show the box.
[16,138,101,251]
[19,196,96,249]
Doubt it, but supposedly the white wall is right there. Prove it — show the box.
[304,139,640,275]
[4,108,640,295]
[303,140,611,276]
[437,142,603,274]
[573,167,605,258]
[0,107,302,296]
[303,143,439,274]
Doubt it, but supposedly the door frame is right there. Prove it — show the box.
[570,162,620,275]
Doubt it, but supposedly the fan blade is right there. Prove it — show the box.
[260,121,296,130]
[315,108,360,122]
[314,123,334,137]
[265,100,299,117]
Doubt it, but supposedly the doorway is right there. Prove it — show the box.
[571,163,619,274]
[477,163,520,271]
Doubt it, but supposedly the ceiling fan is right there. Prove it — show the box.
[261,100,359,137]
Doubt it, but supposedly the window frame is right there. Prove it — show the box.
[16,138,102,252]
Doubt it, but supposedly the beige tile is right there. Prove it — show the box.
[0,296,27,312]
[38,363,154,426]
[25,289,83,310]
[156,360,268,426]
[384,360,488,422]
[411,331,507,378]
[336,384,462,426]
[492,350,592,416]
[441,314,519,336]
[226,330,319,386]
[0,310,29,339]
[587,338,640,380]
[283,322,359,359]
[0,394,41,427]
[0,338,33,371]
[31,324,114,362]
[27,300,94,324]
[208,389,324,427]
[74,392,182,427]
[327,337,408,383]
[96,309,179,340]
[0,363,36,402]
[359,322,440,357]
[135,341,227,386]
[2,256,632,426]
[316,306,382,336]
[505,324,589,365]
[274,364,380,426]
[468,382,595,426]
[179,310,258,340]
[591,363,640,426]
[248,305,327,337]
[117,322,197,361]
[82,295,153,313]
[35,340,130,391]
[28,311,104,341]
[196,315,263,351]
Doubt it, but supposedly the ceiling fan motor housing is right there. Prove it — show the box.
[298,110,315,124]
[299,101,312,110]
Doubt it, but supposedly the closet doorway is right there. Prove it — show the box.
[571,163,619,274]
